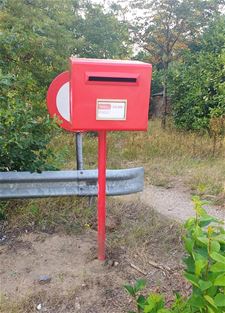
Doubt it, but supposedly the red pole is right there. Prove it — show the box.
[98,130,107,260]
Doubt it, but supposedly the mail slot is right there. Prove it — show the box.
[70,58,152,131]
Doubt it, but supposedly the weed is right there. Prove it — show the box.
[0,202,7,220]
[125,197,225,313]
[4,197,95,235]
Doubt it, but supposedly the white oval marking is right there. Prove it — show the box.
[56,82,70,121]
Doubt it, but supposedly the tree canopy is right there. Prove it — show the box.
[169,16,225,133]
[1,0,225,171]
[0,0,131,171]
[131,0,224,127]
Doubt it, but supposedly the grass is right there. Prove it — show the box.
[106,199,183,259]
[2,196,95,235]
[2,118,224,313]
[0,288,81,313]
[50,119,225,197]
[2,118,225,232]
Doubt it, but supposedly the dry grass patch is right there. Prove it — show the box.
[48,120,225,200]
[107,199,183,265]
[2,118,225,231]
[1,196,95,236]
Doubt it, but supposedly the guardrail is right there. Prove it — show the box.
[0,167,144,199]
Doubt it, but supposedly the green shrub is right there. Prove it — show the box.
[0,71,55,172]
[125,197,225,313]
[169,16,225,135]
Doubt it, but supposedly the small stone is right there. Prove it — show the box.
[0,235,6,242]
[107,260,114,266]
[36,304,42,311]
[75,302,81,310]
[38,275,51,284]
[75,297,81,310]
[114,261,119,267]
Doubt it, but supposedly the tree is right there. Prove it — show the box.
[0,0,79,171]
[169,16,225,152]
[75,3,131,59]
[131,0,223,127]
[0,0,131,171]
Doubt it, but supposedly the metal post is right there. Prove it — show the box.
[97,130,107,261]
[75,132,83,170]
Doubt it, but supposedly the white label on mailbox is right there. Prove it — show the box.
[96,99,127,120]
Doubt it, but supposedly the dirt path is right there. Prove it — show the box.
[120,182,225,223]
[142,185,225,222]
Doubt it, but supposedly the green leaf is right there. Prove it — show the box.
[124,284,135,297]
[144,303,155,313]
[194,254,208,276]
[198,280,212,291]
[210,252,225,264]
[207,286,218,297]
[145,293,164,311]
[204,295,217,308]
[197,237,209,246]
[184,238,194,253]
[214,273,225,286]
[184,218,195,230]
[199,216,218,227]
[137,295,146,309]
[134,279,146,293]
[207,307,216,313]
[214,234,225,244]
[184,273,199,287]
[210,262,225,273]
[183,256,195,273]
[210,241,220,253]
[214,293,225,307]
[188,295,205,308]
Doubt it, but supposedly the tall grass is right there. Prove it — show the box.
[3,119,225,229]
[50,119,225,197]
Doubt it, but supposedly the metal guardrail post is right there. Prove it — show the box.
[75,132,83,170]
[75,132,95,206]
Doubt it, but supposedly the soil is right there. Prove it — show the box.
[122,180,225,222]
[142,185,225,222]
[0,198,188,313]
[2,179,222,313]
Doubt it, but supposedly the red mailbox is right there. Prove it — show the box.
[70,58,152,131]
[47,58,152,261]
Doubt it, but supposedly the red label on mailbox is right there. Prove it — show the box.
[96,99,127,121]
[98,103,111,110]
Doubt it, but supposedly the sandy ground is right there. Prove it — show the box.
[141,186,225,222]
[120,181,225,223]
[0,199,187,313]
[0,230,130,313]
[1,181,223,312]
